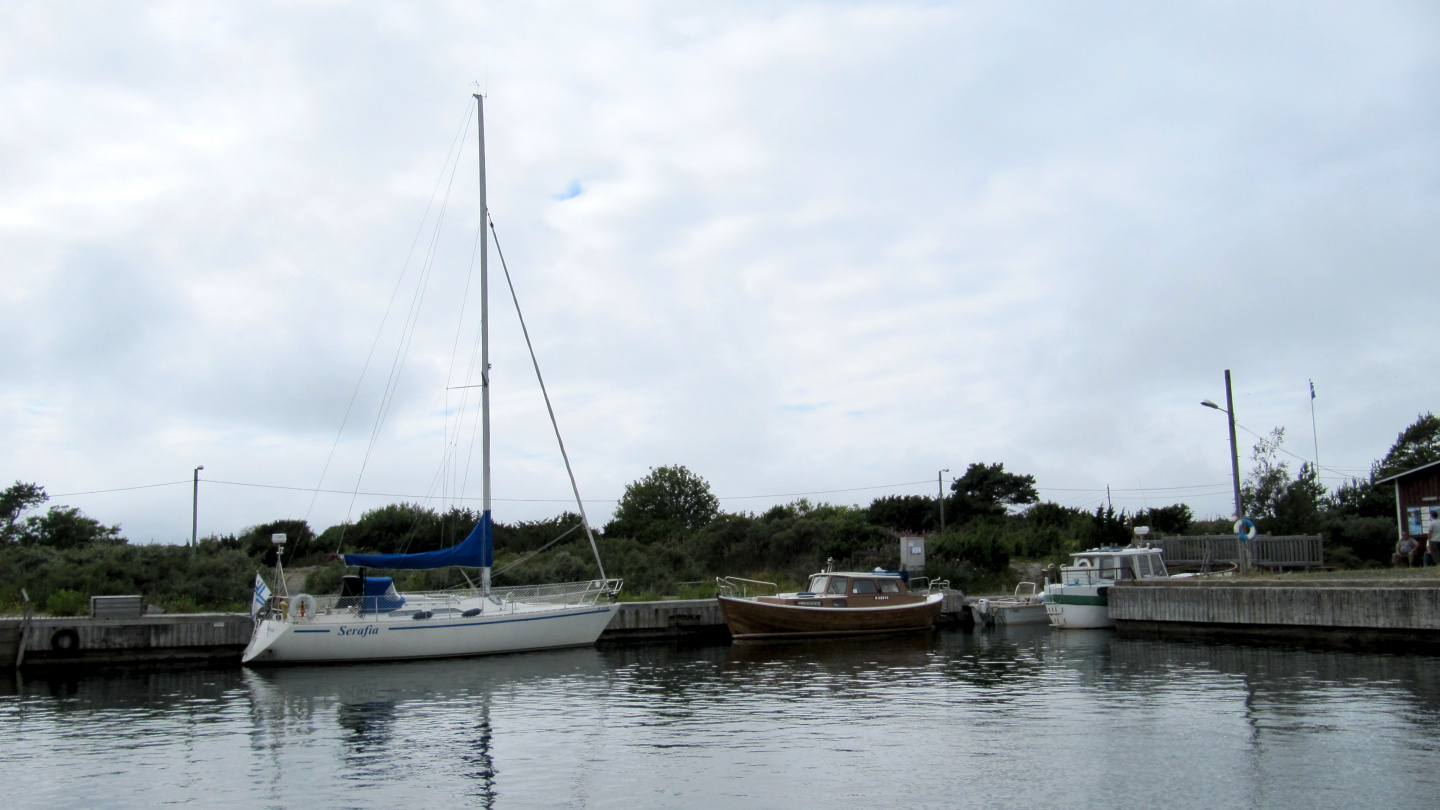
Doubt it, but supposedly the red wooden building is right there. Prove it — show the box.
[1376,459,1440,545]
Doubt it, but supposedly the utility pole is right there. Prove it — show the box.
[1224,370,1243,525]
[1202,370,1248,572]
[938,469,949,533]
[192,465,204,552]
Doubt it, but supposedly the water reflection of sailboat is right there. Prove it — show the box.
[242,647,609,806]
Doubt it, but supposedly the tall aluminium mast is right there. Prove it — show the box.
[475,93,492,596]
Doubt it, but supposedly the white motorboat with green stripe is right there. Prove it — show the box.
[1044,547,1169,629]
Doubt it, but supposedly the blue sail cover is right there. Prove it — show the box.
[342,511,494,570]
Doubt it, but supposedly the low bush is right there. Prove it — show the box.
[45,588,86,616]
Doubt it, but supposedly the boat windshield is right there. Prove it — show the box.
[878,579,901,594]
[852,580,878,594]
[1149,554,1168,577]
[1099,558,1134,580]
[806,576,828,594]
[827,577,848,595]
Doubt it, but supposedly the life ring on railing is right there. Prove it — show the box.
[1234,519,1256,542]
[1076,558,1093,568]
[289,594,317,622]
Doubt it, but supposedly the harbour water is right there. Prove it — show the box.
[4,627,1438,809]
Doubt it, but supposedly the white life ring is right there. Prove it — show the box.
[289,594,317,622]
[1076,558,1093,568]
[1234,519,1257,542]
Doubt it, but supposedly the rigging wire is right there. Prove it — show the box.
[306,101,476,533]
[488,215,607,580]
[491,522,583,577]
[334,105,474,554]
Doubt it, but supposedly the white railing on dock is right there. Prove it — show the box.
[1152,535,1324,570]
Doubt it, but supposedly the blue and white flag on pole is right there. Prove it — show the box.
[251,574,271,620]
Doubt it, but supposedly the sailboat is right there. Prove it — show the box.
[242,95,622,665]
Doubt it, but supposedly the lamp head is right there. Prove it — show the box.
[1200,400,1221,411]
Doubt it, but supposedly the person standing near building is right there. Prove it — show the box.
[1428,508,1440,567]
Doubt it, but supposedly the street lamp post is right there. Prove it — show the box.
[938,469,950,533]
[1202,369,1247,571]
[192,465,204,552]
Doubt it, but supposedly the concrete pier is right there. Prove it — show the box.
[2,592,971,668]
[1111,579,1440,649]
[601,599,730,642]
[1,613,254,667]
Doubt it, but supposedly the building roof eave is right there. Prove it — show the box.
[1375,457,1440,485]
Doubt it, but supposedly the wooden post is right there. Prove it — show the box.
[14,589,32,669]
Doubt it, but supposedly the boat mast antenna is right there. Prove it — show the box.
[475,92,492,597]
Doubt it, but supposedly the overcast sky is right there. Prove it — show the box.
[3,1,1437,543]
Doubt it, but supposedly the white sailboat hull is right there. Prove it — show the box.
[243,602,618,665]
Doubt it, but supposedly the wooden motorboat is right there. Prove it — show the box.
[716,570,945,640]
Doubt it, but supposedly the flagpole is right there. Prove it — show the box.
[1309,379,1320,480]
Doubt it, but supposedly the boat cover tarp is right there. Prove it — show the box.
[361,577,406,612]
[342,511,494,570]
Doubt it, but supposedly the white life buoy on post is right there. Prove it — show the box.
[1234,519,1257,542]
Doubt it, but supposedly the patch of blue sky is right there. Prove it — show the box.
[553,180,582,200]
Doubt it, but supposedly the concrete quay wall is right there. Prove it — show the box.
[602,599,729,642]
[1110,580,1440,646]
[2,592,971,668]
[1,614,254,667]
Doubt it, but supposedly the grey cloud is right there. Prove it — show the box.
[2,2,1437,540]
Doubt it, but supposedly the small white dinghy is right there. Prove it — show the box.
[972,582,1049,627]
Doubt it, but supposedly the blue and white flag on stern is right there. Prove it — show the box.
[251,574,271,620]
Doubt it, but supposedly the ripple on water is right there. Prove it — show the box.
[2,632,1440,809]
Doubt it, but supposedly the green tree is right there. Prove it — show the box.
[1,482,48,544]
[20,505,124,549]
[605,465,719,542]
[1377,412,1440,476]
[1084,504,1131,548]
[947,463,1038,523]
[338,503,446,557]
[1023,501,1086,530]
[1242,428,1324,534]
[238,519,318,565]
[1131,504,1193,535]
[865,494,937,533]
[1326,474,1394,519]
